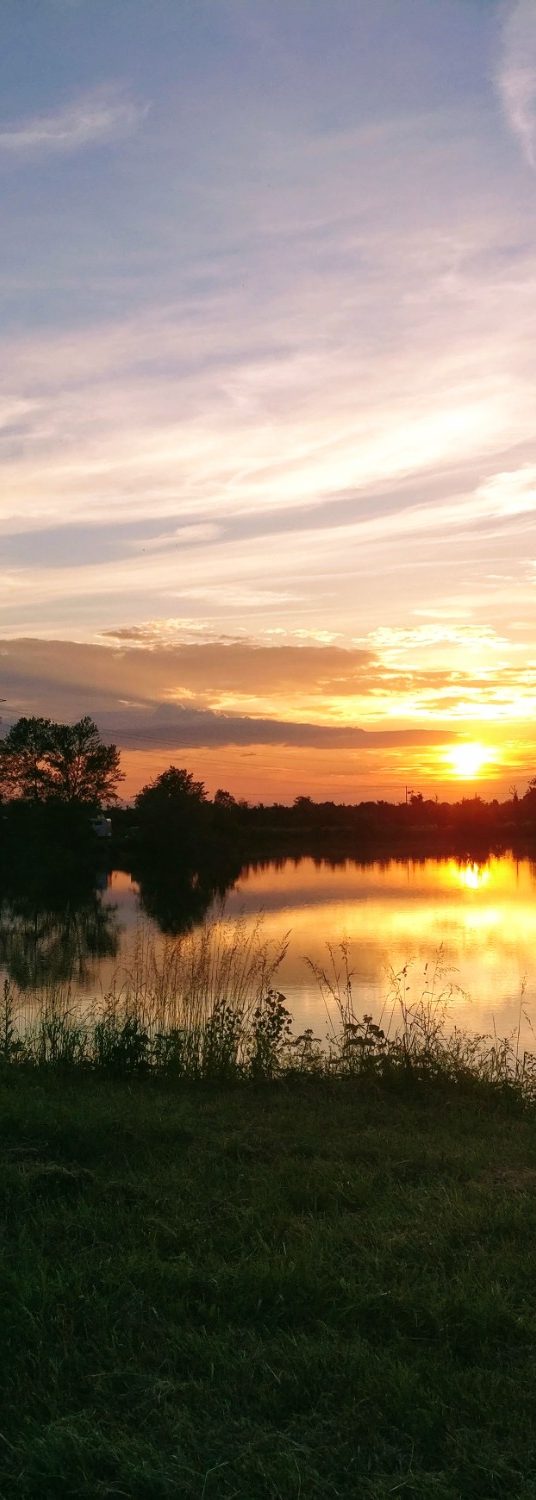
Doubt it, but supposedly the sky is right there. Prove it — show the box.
[2,0,536,802]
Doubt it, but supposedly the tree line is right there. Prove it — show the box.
[3,715,536,855]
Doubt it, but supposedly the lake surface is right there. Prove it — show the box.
[3,852,536,1046]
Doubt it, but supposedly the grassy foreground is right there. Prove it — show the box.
[1,1074,536,1498]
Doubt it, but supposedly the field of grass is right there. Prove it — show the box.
[1,1071,536,1498]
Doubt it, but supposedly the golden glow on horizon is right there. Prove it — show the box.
[447,742,492,780]
[117,741,523,803]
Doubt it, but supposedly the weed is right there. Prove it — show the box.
[1,927,536,1105]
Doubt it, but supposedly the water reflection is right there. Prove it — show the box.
[2,853,536,1044]
[221,854,536,1043]
[134,857,239,936]
[0,866,121,990]
[0,849,240,991]
[0,896,119,991]
[455,862,490,891]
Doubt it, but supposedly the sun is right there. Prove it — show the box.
[447,742,491,780]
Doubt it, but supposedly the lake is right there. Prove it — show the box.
[3,851,536,1047]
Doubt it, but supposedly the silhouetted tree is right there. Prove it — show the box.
[214,788,237,810]
[213,787,238,831]
[134,767,208,859]
[0,716,122,806]
[43,716,123,804]
[0,717,53,800]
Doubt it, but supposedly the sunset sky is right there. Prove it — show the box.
[2,0,536,801]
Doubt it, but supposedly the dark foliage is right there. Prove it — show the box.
[134,766,209,862]
[0,715,122,806]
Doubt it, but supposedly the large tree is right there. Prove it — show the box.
[0,717,53,801]
[42,717,123,805]
[0,716,123,806]
[134,767,207,855]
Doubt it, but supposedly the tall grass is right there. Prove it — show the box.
[2,924,536,1099]
[0,917,293,1080]
[307,940,536,1099]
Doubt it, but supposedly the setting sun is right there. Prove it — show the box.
[447,743,491,780]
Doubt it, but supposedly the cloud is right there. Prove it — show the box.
[0,87,148,158]
[1,631,532,753]
[496,0,536,167]
[1,41,536,651]
[84,704,453,754]
[0,634,460,754]
[0,635,378,715]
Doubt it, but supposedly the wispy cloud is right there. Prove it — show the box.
[496,0,536,167]
[1,5,536,678]
[0,87,148,158]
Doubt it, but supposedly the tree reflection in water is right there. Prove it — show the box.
[0,868,120,991]
[134,857,240,937]
[0,850,242,990]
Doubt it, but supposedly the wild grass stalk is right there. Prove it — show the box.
[1,918,292,1080]
[306,941,536,1100]
[2,925,536,1100]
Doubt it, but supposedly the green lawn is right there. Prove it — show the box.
[1,1074,536,1498]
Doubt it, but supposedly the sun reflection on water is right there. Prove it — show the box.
[4,854,536,1049]
[455,862,491,892]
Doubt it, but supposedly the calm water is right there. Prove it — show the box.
[3,852,536,1045]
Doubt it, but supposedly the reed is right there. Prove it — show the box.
[2,925,536,1100]
[308,941,536,1100]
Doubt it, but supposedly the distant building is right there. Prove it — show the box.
[91,814,112,839]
